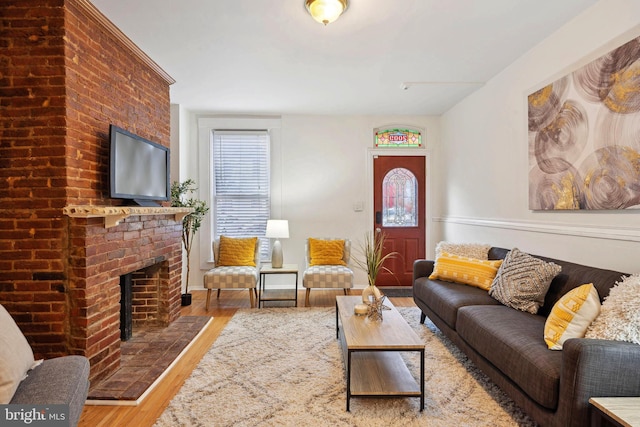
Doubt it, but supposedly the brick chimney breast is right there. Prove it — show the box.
[0,0,179,382]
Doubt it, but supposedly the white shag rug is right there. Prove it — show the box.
[154,307,537,427]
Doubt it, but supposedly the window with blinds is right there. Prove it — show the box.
[212,130,270,259]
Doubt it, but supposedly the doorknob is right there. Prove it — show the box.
[375,211,382,224]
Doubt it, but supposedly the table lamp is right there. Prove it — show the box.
[265,220,289,268]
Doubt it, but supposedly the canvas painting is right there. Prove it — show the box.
[528,36,640,210]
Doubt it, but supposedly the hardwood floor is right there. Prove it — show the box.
[78,289,416,427]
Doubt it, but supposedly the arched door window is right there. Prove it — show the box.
[382,167,417,227]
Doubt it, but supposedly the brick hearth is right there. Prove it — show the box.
[0,0,180,382]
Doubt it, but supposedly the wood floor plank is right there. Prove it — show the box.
[78,288,415,427]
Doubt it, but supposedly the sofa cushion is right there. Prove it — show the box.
[544,283,600,350]
[0,304,38,404]
[586,274,640,344]
[428,252,502,291]
[506,251,626,317]
[413,277,500,330]
[457,305,562,410]
[489,248,561,314]
[435,241,491,260]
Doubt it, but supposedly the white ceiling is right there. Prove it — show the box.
[90,0,598,116]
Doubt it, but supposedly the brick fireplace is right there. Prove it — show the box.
[65,211,184,381]
[0,0,182,382]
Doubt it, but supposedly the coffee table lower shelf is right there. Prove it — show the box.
[336,296,425,412]
[346,349,423,400]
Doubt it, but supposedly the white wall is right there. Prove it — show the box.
[438,0,640,273]
[277,115,439,286]
[174,113,439,290]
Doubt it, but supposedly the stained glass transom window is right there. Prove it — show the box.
[375,128,422,148]
[382,167,417,227]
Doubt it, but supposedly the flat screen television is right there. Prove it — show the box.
[109,124,170,206]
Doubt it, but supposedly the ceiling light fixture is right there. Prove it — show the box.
[305,0,348,26]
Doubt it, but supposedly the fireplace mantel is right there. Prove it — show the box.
[63,205,193,228]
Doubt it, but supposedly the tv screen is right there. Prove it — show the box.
[109,125,170,205]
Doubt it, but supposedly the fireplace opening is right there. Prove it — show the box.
[120,273,133,341]
[119,259,170,342]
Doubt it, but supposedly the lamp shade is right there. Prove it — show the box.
[305,0,348,25]
[265,220,289,239]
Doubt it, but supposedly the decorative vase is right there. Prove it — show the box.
[181,293,192,306]
[361,283,383,304]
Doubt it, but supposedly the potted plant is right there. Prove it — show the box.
[171,179,209,306]
[353,230,397,305]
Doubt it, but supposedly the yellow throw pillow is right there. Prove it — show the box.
[308,238,346,266]
[544,283,600,350]
[217,236,257,267]
[428,252,503,291]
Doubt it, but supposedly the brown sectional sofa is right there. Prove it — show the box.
[412,247,640,427]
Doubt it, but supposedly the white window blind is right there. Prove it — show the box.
[212,130,270,259]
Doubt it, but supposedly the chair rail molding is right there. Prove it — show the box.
[434,216,640,243]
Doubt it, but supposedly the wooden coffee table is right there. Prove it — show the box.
[335,295,425,411]
[589,397,640,427]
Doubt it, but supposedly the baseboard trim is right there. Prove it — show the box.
[434,216,640,243]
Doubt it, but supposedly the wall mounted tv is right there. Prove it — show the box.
[109,124,170,206]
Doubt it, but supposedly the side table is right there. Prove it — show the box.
[259,264,299,308]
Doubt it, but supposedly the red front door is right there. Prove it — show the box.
[373,155,426,287]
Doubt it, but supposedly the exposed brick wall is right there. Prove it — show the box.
[0,0,71,357]
[1,0,180,382]
[63,0,171,205]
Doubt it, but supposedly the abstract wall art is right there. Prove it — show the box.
[528,35,640,210]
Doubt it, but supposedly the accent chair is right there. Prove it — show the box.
[302,237,354,307]
[203,237,260,310]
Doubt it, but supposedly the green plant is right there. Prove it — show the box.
[171,179,209,295]
[353,230,397,287]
